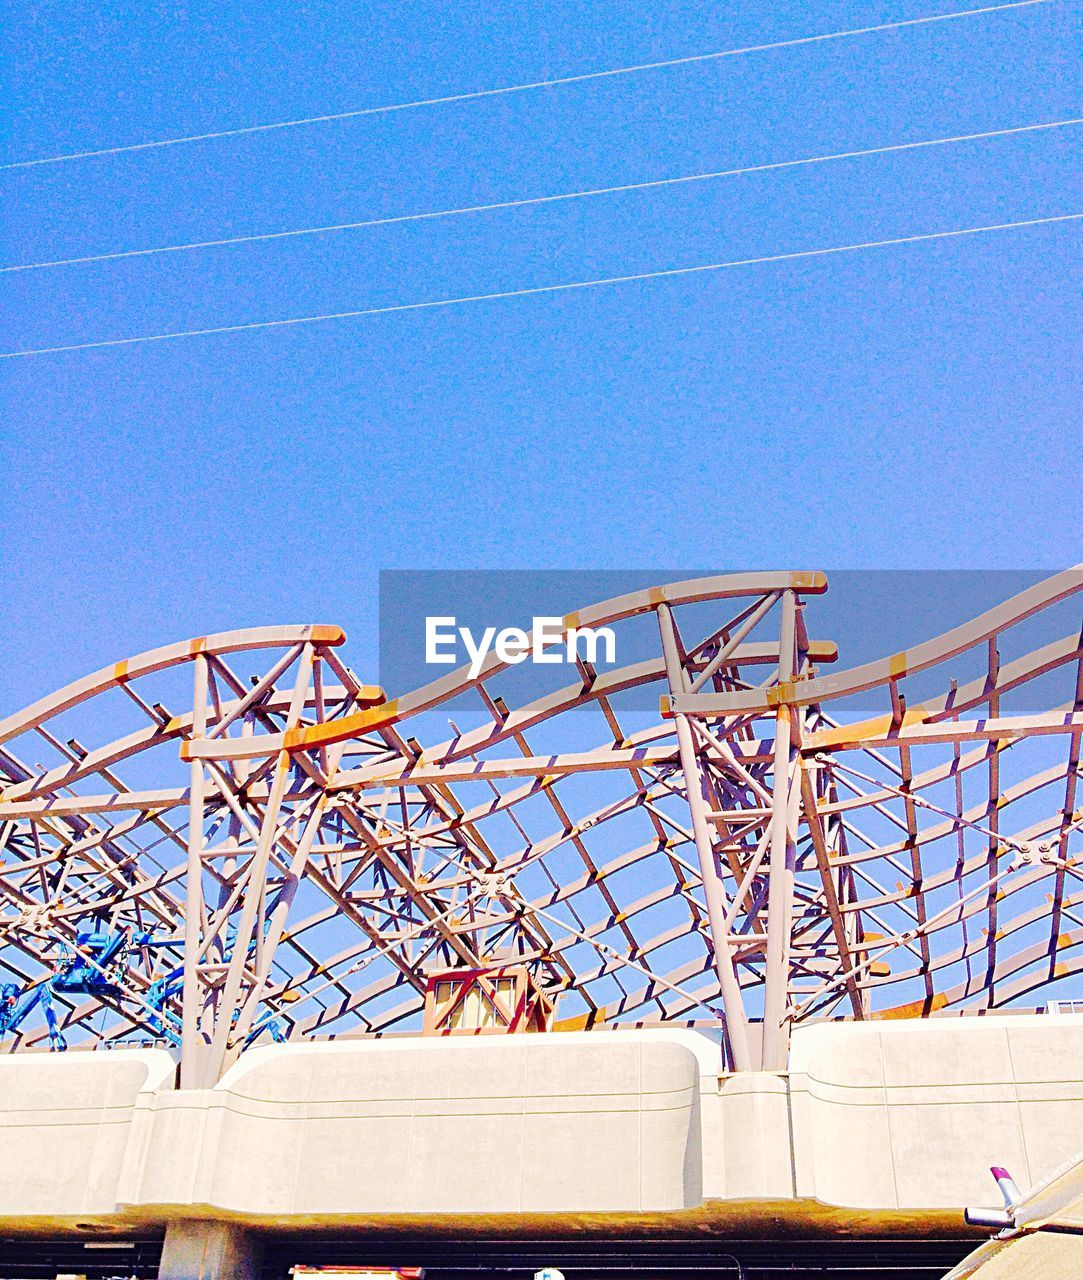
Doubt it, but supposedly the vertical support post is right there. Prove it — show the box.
[762,590,798,1071]
[202,644,314,1084]
[159,1221,263,1280]
[181,653,208,1089]
[230,783,334,1045]
[658,604,752,1071]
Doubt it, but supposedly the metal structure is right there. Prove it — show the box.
[0,569,1080,1082]
[422,965,554,1035]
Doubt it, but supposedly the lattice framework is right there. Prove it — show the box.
[0,570,1079,1082]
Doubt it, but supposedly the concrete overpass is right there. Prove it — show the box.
[3,1013,1083,1277]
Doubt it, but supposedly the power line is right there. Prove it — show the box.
[4,116,1077,274]
[1,0,1054,171]
[3,212,1077,359]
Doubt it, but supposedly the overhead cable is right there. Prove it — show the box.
[1,0,1054,171]
[2,211,1077,359]
[4,116,1077,274]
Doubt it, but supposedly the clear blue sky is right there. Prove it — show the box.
[2,0,1080,711]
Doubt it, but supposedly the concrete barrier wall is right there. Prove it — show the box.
[1,1016,1082,1229]
[0,1050,175,1220]
[120,1033,706,1216]
[788,1015,1083,1211]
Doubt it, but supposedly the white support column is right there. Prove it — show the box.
[230,785,333,1045]
[762,590,798,1071]
[658,604,752,1071]
[159,1220,264,1280]
[202,643,314,1084]
[180,654,208,1089]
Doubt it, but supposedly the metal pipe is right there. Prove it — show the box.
[762,590,798,1071]
[180,653,208,1088]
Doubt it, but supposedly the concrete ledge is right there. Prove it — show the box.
[0,1017,1082,1233]
[123,1033,704,1217]
[0,1049,175,1220]
[788,1014,1083,1210]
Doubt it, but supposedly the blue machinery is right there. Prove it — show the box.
[0,981,66,1051]
[0,923,285,1052]
[0,924,167,1052]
